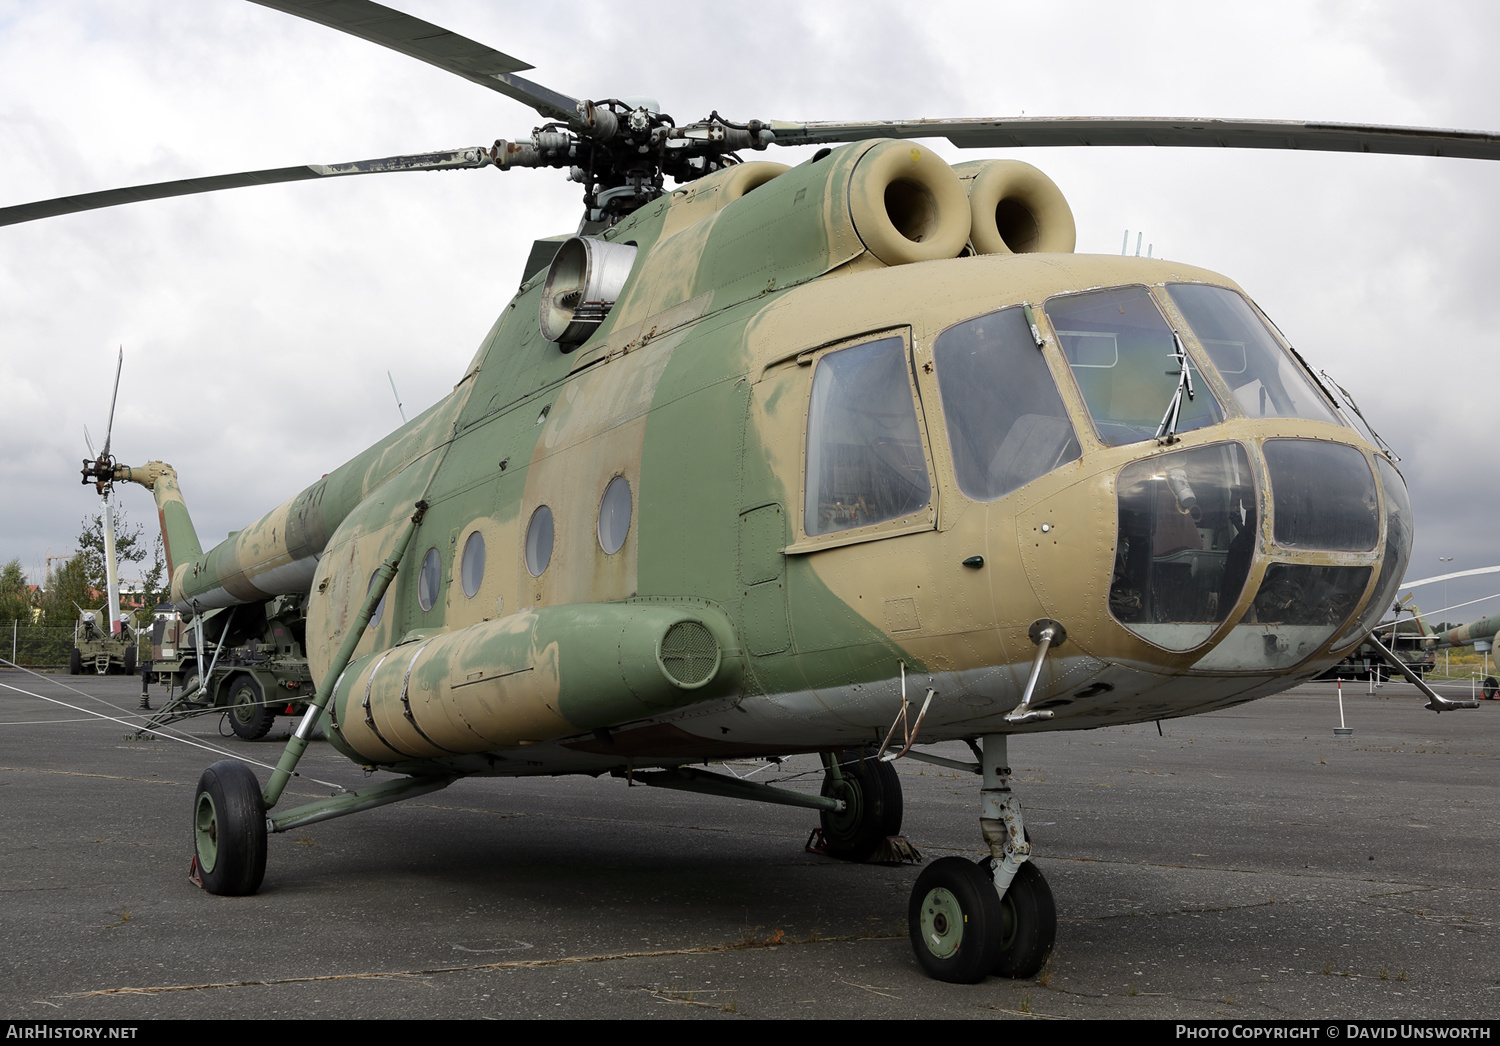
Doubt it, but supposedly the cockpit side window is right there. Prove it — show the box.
[933,307,1081,501]
[805,336,931,536]
[1046,286,1224,446]
[1165,284,1340,425]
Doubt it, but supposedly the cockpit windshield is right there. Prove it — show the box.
[932,306,1081,501]
[1046,287,1224,446]
[1164,284,1340,425]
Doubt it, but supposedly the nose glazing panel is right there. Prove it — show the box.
[1110,442,1257,651]
[1334,456,1413,649]
[1263,439,1378,551]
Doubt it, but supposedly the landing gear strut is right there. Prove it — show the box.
[908,733,1055,982]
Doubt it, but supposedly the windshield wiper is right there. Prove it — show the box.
[1319,368,1401,462]
[1155,331,1195,445]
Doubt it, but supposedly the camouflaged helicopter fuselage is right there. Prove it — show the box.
[143,143,1402,775]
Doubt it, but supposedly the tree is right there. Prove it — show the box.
[40,556,91,627]
[0,559,31,622]
[74,503,145,602]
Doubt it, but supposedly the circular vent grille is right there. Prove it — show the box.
[658,620,720,689]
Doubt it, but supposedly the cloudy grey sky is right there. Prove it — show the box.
[2,0,1497,624]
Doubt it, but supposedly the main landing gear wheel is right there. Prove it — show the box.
[908,857,1004,983]
[192,760,267,895]
[819,750,903,860]
[228,675,274,741]
[1483,676,1498,700]
[69,648,82,675]
[980,857,1058,978]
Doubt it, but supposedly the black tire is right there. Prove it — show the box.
[192,760,267,896]
[69,648,82,675]
[123,647,136,676]
[908,856,1004,983]
[819,750,902,859]
[228,675,274,741]
[877,758,904,837]
[1484,676,1498,700]
[979,857,1057,978]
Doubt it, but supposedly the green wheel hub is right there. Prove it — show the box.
[194,791,220,874]
[918,886,965,959]
[232,690,253,723]
[823,778,861,836]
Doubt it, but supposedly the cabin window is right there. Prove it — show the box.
[460,530,485,598]
[418,547,441,612]
[526,506,554,577]
[1165,284,1340,425]
[598,476,632,555]
[932,306,1080,501]
[804,336,931,536]
[1047,286,1223,446]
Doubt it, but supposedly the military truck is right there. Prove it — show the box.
[146,594,315,740]
[1317,604,1436,682]
[69,607,137,675]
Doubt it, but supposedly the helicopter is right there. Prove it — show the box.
[5,0,1498,985]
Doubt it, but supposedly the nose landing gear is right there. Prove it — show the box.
[907,734,1056,982]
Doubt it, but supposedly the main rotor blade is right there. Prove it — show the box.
[248,0,585,129]
[101,347,123,462]
[768,116,1500,161]
[0,148,490,227]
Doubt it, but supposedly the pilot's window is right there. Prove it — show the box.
[1046,286,1223,446]
[598,476,632,555]
[365,571,387,629]
[933,307,1081,501]
[525,506,554,577]
[418,547,441,612]
[1165,284,1340,425]
[460,530,485,598]
[805,335,931,536]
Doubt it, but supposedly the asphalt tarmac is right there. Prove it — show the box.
[1,670,1495,1020]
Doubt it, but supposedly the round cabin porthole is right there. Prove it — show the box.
[461,530,485,598]
[418,547,441,612]
[598,475,632,555]
[525,505,554,577]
